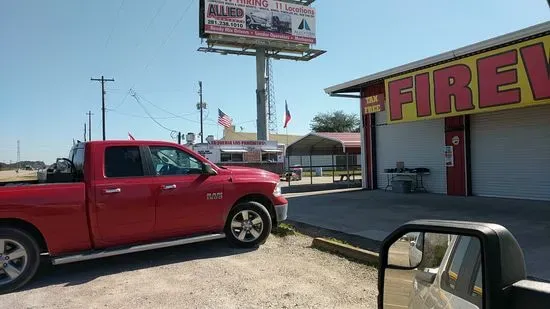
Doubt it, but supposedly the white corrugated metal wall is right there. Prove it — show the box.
[470,105,550,201]
[375,111,447,194]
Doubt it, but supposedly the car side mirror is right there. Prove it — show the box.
[379,220,527,309]
[203,163,218,176]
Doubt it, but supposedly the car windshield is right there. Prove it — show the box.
[2,0,548,307]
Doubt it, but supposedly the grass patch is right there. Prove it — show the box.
[312,245,378,268]
[271,223,298,237]
[326,237,354,247]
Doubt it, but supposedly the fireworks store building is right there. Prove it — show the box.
[325,22,550,201]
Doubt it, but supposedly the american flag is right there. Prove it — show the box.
[218,109,233,128]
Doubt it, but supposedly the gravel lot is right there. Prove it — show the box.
[0,234,378,309]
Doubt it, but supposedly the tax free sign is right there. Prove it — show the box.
[384,34,550,124]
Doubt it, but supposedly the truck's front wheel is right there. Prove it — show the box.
[0,228,40,294]
[225,201,272,248]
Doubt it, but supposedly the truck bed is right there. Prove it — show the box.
[0,182,92,255]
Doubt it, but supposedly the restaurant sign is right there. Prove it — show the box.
[385,34,550,124]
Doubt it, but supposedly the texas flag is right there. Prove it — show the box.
[128,132,135,140]
[283,100,291,128]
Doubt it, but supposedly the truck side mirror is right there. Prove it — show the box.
[203,163,218,176]
[379,220,527,309]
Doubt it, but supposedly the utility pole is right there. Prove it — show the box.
[16,140,20,170]
[84,123,87,142]
[91,76,115,140]
[86,111,93,141]
[198,81,204,143]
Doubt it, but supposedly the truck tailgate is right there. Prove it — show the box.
[0,182,92,255]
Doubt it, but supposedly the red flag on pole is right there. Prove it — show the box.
[128,132,135,140]
[283,100,291,128]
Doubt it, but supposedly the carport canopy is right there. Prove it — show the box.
[286,132,361,156]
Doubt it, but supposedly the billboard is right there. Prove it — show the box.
[200,0,316,45]
[384,34,550,124]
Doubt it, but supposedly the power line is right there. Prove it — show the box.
[111,0,196,110]
[110,90,130,111]
[135,0,169,50]
[137,92,201,121]
[106,108,196,120]
[142,0,196,73]
[130,91,177,132]
[104,0,126,49]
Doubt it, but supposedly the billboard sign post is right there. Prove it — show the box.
[198,0,324,142]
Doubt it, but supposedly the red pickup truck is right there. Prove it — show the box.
[0,140,288,293]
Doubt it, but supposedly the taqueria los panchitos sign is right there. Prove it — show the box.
[384,34,550,124]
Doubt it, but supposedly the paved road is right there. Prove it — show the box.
[286,189,550,281]
[0,234,378,309]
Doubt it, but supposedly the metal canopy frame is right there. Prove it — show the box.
[286,133,361,156]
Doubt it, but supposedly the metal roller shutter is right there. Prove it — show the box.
[471,105,550,201]
[375,111,447,194]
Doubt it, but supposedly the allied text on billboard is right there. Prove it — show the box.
[202,0,316,45]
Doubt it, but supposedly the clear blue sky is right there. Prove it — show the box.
[1,0,548,164]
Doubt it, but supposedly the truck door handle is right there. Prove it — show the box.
[161,184,177,190]
[103,188,121,194]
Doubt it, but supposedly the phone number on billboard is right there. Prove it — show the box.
[207,20,244,28]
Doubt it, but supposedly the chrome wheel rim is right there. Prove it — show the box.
[230,210,264,243]
[0,239,29,285]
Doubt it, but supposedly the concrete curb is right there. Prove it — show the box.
[311,237,379,267]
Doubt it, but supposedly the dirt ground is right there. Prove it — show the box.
[0,170,37,182]
[0,234,378,309]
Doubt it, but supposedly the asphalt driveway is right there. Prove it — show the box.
[286,189,550,281]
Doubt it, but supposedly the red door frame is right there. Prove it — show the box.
[445,116,468,196]
[361,84,385,190]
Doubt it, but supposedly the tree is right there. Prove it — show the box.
[310,110,360,132]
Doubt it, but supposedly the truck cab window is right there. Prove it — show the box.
[471,261,483,307]
[444,236,472,290]
[105,146,144,178]
[150,146,203,176]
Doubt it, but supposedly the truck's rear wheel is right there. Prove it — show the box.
[225,201,272,248]
[0,228,40,294]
